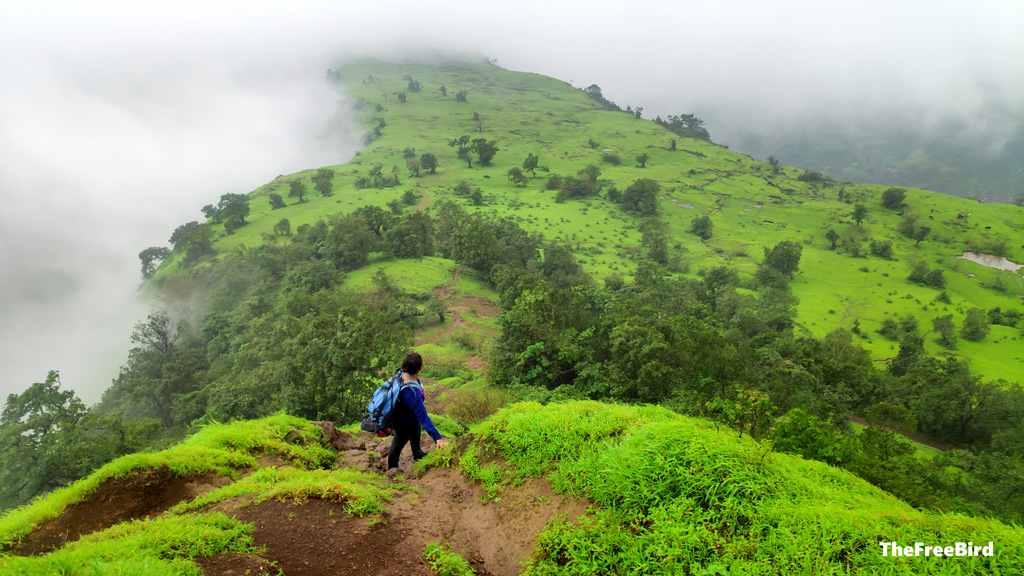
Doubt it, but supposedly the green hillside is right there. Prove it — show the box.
[165,58,1023,381]
[3,405,1022,575]
[3,58,1024,573]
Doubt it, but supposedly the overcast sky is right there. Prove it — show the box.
[1,0,1021,405]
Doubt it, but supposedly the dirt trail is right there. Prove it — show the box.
[3,469,231,556]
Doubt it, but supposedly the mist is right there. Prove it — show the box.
[2,0,1021,405]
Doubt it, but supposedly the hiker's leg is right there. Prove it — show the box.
[410,421,426,460]
[388,424,412,469]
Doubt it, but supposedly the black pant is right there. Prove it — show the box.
[388,420,426,469]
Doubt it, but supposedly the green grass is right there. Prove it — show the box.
[423,541,476,576]
[440,401,1024,575]
[0,414,333,548]
[158,58,1023,384]
[0,512,257,576]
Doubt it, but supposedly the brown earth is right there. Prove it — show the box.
[4,468,231,556]
[5,428,587,575]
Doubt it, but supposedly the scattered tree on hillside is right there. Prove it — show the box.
[852,203,869,226]
[406,158,421,177]
[397,92,406,103]
[669,139,677,151]
[522,153,539,177]
[961,308,990,342]
[619,178,660,216]
[908,261,946,289]
[407,79,420,92]
[762,240,803,278]
[456,90,468,102]
[932,314,957,349]
[767,156,781,175]
[912,226,931,246]
[869,240,894,260]
[653,113,711,141]
[274,218,291,237]
[689,214,713,240]
[882,187,907,208]
[636,153,649,168]
[288,180,308,203]
[313,168,335,197]
[268,193,286,210]
[439,85,447,97]
[507,167,528,187]
[473,138,499,165]
[138,246,170,279]
[420,152,438,174]
[448,135,473,168]
[582,84,620,111]
[825,229,839,250]
[402,190,418,206]
[641,218,669,264]
[471,188,483,206]
[169,221,214,265]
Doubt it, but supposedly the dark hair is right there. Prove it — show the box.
[401,352,423,375]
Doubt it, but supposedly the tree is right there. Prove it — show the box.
[420,153,438,174]
[402,190,418,206]
[869,240,893,259]
[131,311,178,355]
[456,90,468,102]
[641,218,669,264]
[912,226,930,246]
[288,180,308,203]
[507,167,528,187]
[654,113,711,141]
[472,138,499,165]
[881,187,907,208]
[767,156,781,175]
[407,79,421,92]
[961,307,990,341]
[406,158,421,177]
[471,188,483,206]
[825,229,839,250]
[762,240,803,278]
[636,153,649,168]
[448,135,473,168]
[689,214,713,240]
[522,153,539,177]
[274,218,291,237]
[932,314,957,349]
[169,221,214,265]
[440,85,447,97]
[313,168,335,196]
[397,91,406,103]
[268,193,286,210]
[213,193,250,229]
[138,246,170,279]
[620,178,660,216]
[0,371,86,508]
[852,203,869,226]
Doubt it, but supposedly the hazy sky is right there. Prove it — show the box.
[1,1,1021,405]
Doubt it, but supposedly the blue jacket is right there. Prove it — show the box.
[396,383,442,441]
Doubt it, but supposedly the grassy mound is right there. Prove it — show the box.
[446,401,1024,575]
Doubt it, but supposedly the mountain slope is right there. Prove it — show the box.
[3,404,1023,575]
[165,58,1023,381]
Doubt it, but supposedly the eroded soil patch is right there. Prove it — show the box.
[229,499,433,576]
[6,468,230,556]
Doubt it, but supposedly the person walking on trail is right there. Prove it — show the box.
[388,352,450,470]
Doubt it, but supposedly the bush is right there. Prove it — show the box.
[601,152,621,165]
[445,388,509,424]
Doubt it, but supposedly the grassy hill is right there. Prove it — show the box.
[2,404,1022,575]
[163,58,1023,382]
[3,57,1024,573]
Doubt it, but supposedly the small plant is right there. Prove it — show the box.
[424,542,475,575]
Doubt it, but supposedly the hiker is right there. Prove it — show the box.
[388,352,450,470]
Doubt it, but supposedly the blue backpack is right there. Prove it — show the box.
[360,369,421,437]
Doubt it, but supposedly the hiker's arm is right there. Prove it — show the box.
[402,387,443,442]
